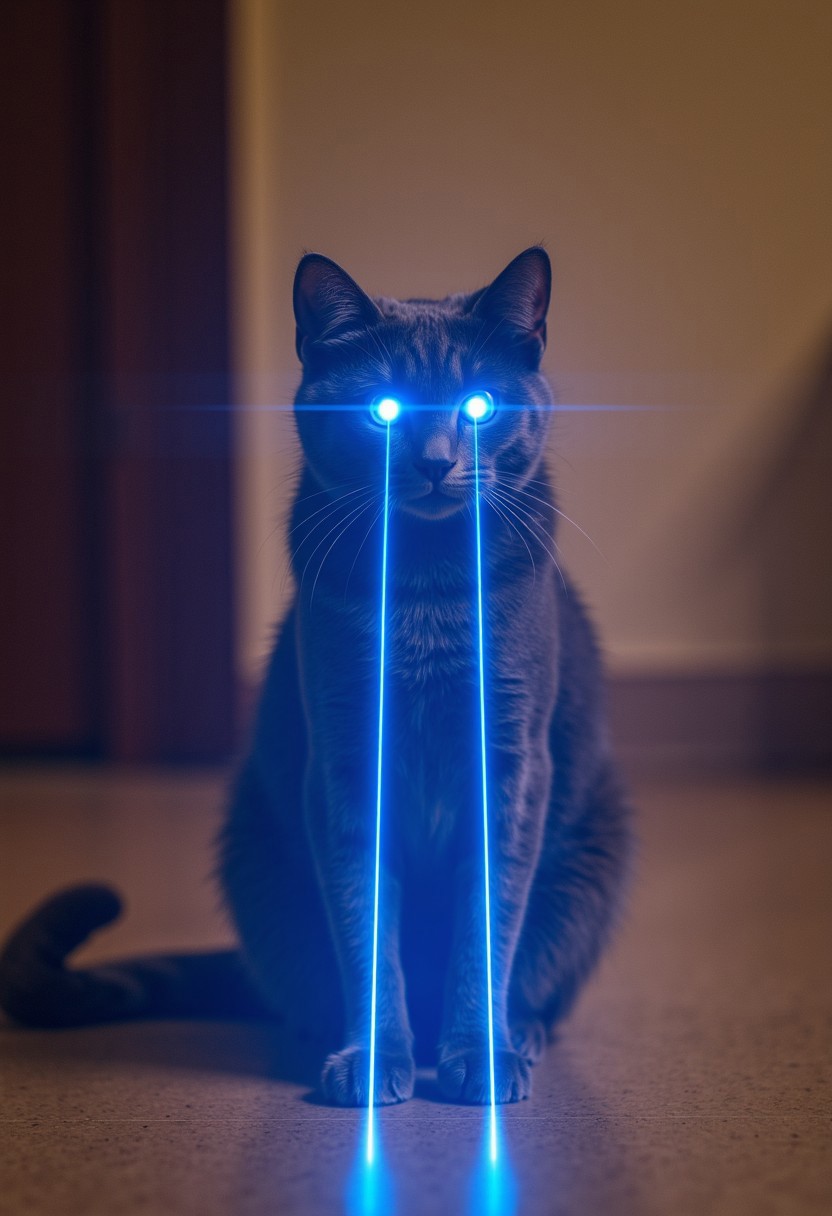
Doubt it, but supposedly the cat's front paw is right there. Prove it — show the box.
[320,1044,415,1107]
[437,1043,531,1104]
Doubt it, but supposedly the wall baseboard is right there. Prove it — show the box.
[609,668,832,773]
[237,667,832,775]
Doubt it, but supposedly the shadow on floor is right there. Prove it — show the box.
[1,1018,322,1090]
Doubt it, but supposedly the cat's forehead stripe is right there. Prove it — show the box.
[396,315,465,400]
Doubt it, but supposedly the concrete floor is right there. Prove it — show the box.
[1,766,830,1215]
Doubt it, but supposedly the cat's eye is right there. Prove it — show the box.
[369,396,402,425]
[460,392,495,423]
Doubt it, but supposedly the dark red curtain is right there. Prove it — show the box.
[0,0,236,762]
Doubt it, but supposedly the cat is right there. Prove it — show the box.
[0,247,633,1106]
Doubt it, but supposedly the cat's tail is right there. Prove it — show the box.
[0,884,271,1028]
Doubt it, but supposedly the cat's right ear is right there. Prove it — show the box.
[293,254,381,364]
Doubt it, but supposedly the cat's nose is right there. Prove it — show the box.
[414,457,456,485]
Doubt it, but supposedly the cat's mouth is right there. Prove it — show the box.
[402,486,466,520]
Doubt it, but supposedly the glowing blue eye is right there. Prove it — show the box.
[461,391,495,422]
[370,396,402,424]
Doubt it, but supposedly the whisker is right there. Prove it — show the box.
[494,475,606,560]
[291,487,376,556]
[489,485,557,545]
[290,477,368,506]
[344,498,385,602]
[269,485,371,600]
[288,483,373,542]
[267,481,370,586]
[298,496,381,596]
[489,487,568,592]
[310,497,377,609]
[501,474,567,498]
[483,491,536,585]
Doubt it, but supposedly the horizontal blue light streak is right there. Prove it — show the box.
[173,402,673,413]
[366,418,392,1165]
[473,418,498,1164]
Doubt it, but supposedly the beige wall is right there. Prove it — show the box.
[230,0,832,684]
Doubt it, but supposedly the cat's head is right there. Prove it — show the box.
[293,247,552,520]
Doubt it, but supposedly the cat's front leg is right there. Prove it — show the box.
[437,746,549,1104]
[305,763,415,1106]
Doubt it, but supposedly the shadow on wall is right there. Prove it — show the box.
[726,323,832,769]
[611,324,832,774]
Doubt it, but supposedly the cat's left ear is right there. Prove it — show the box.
[472,246,552,367]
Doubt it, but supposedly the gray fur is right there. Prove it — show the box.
[220,247,633,1104]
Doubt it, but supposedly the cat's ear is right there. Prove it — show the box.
[472,247,552,366]
[293,254,381,363]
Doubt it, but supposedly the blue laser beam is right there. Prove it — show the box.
[367,416,393,1165]
[472,419,498,1164]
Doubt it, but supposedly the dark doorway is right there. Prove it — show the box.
[0,0,236,762]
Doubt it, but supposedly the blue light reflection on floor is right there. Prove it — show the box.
[467,1123,518,1216]
[347,1141,395,1216]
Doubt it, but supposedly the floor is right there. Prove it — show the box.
[1,765,830,1216]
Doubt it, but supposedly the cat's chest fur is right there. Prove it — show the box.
[389,589,473,690]
[386,586,477,853]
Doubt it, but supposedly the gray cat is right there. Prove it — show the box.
[0,248,633,1106]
